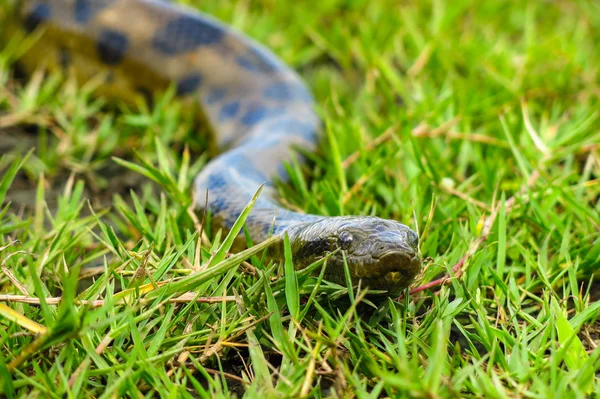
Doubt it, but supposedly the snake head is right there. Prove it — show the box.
[288,216,421,294]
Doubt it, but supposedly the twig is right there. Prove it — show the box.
[438,184,492,211]
[408,43,433,77]
[341,124,398,168]
[412,117,508,148]
[408,171,540,296]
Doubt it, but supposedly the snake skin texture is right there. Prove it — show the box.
[10,0,422,293]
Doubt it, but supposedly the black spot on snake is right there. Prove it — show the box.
[218,101,240,121]
[211,196,226,212]
[97,30,129,65]
[23,3,51,33]
[176,74,203,96]
[240,107,267,126]
[74,0,115,23]
[58,47,71,70]
[206,173,227,190]
[74,0,92,23]
[152,15,224,55]
[240,106,283,126]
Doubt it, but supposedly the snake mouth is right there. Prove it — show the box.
[377,251,421,285]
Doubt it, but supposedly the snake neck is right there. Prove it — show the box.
[200,177,325,245]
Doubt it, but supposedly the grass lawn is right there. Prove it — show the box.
[1,0,600,397]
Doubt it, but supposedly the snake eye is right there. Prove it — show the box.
[338,231,353,250]
[406,230,419,249]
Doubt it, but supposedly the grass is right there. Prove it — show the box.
[1,0,600,397]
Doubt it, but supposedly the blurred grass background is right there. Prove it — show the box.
[0,0,599,397]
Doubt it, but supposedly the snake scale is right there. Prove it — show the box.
[8,0,421,293]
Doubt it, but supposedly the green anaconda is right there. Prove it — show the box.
[7,0,421,294]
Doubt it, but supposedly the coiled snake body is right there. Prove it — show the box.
[10,0,421,293]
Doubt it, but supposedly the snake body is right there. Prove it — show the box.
[10,0,421,293]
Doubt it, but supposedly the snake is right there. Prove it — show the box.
[6,0,422,294]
